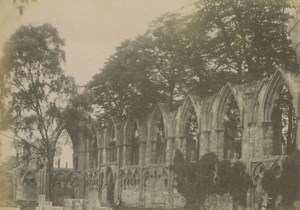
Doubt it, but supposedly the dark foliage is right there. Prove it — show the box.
[280,151,300,208]
[173,152,252,208]
[261,151,300,209]
[215,159,231,195]
[229,161,252,207]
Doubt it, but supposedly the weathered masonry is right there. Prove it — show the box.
[15,69,300,210]
[14,7,300,208]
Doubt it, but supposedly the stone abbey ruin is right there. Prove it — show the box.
[14,68,300,210]
[10,3,300,210]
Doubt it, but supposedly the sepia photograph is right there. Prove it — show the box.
[0,0,300,210]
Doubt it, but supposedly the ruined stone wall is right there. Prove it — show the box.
[25,70,300,209]
[74,70,300,209]
[52,169,84,206]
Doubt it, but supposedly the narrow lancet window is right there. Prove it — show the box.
[271,85,296,155]
[185,106,199,161]
[224,96,242,159]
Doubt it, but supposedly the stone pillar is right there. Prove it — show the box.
[178,136,187,160]
[115,121,123,164]
[86,142,90,169]
[97,149,102,168]
[199,131,205,158]
[140,141,150,165]
[122,145,127,166]
[116,145,121,167]
[103,147,107,165]
[150,141,156,163]
[215,129,224,159]
[139,141,147,166]
[262,122,274,157]
[166,137,175,164]
[203,130,211,153]
[248,123,257,159]
[210,130,218,155]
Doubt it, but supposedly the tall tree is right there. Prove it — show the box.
[190,0,299,81]
[0,24,76,201]
[87,36,160,120]
[145,13,194,110]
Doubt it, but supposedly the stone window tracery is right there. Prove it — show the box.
[185,106,199,162]
[271,84,296,155]
[155,116,166,163]
[127,121,140,165]
[106,125,117,163]
[224,95,242,159]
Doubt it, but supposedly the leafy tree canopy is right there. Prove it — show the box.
[191,0,299,80]
[87,0,299,119]
[87,36,161,120]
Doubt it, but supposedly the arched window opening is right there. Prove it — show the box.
[128,121,140,165]
[54,130,73,168]
[91,136,98,168]
[224,96,242,159]
[155,116,166,163]
[185,106,199,162]
[271,85,296,155]
[107,125,117,163]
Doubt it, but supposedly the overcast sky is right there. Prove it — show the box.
[0,0,193,161]
[0,0,193,85]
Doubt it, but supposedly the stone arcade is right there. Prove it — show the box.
[14,69,300,210]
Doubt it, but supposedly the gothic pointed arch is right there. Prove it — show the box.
[124,119,140,165]
[177,95,200,136]
[261,70,297,155]
[105,120,117,163]
[90,123,98,168]
[177,95,200,161]
[96,127,105,166]
[214,83,244,129]
[148,104,167,164]
[262,70,297,122]
[54,131,74,169]
[212,83,244,159]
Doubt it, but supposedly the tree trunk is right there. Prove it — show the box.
[47,155,54,201]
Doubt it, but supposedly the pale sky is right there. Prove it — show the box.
[0,0,193,161]
[0,0,193,85]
